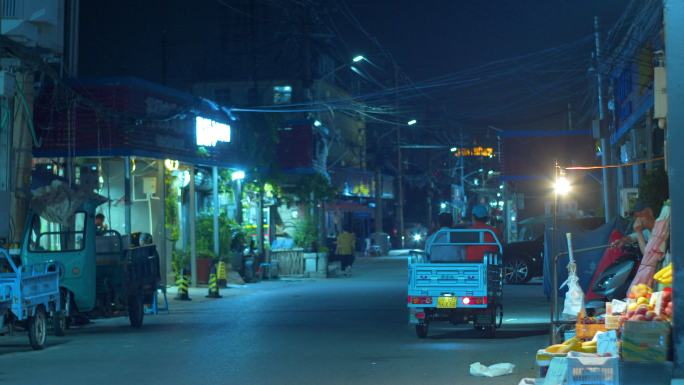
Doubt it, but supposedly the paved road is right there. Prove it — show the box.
[1,256,549,384]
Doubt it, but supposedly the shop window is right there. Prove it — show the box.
[28,212,86,252]
[273,85,292,104]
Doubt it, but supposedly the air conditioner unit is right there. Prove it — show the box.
[1,0,64,54]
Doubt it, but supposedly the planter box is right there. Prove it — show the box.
[196,257,213,284]
[303,253,318,273]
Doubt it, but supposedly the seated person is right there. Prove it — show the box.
[95,213,108,234]
[465,205,502,262]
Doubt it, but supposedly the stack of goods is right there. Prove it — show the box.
[534,264,675,382]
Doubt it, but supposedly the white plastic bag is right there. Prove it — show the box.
[561,233,584,320]
[561,273,585,320]
[469,362,515,377]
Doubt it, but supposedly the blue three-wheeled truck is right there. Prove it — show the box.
[407,228,504,338]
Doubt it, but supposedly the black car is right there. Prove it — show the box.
[502,235,544,284]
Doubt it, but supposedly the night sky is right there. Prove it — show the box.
[80,0,628,130]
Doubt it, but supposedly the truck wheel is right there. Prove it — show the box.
[53,291,67,336]
[415,323,429,339]
[128,294,144,328]
[52,310,66,336]
[29,306,47,350]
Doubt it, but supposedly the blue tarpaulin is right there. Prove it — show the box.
[543,217,628,298]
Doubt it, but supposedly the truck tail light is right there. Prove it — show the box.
[461,296,486,305]
[410,296,432,304]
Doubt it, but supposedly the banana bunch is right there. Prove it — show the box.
[579,340,597,353]
[545,337,581,354]
[654,264,672,285]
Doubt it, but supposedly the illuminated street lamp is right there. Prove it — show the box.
[407,119,417,126]
[352,55,365,63]
[554,176,571,196]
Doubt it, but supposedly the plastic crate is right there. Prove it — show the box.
[566,352,619,385]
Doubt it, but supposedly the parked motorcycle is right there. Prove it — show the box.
[585,237,642,310]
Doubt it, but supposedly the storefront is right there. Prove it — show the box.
[33,77,248,286]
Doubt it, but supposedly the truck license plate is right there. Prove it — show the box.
[437,296,457,308]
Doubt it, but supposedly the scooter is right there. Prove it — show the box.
[585,240,642,311]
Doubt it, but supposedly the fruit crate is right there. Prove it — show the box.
[567,352,619,385]
[575,322,606,340]
[604,315,620,330]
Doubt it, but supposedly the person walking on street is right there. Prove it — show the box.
[336,227,356,276]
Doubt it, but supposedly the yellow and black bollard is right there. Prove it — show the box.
[175,268,191,301]
[206,265,222,298]
[217,261,227,288]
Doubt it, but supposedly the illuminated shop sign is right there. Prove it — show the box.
[195,116,231,147]
[452,146,495,158]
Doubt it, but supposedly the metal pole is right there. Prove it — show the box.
[236,180,243,225]
[395,63,405,248]
[594,16,611,223]
[212,166,219,257]
[665,0,684,377]
[551,160,559,344]
[124,157,132,235]
[189,166,197,287]
[374,168,383,234]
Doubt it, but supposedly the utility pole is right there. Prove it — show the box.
[665,0,684,378]
[394,63,405,248]
[594,16,612,222]
[374,168,383,234]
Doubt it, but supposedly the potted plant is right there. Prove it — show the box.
[171,249,191,279]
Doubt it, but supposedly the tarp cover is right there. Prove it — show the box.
[543,217,628,298]
[31,180,107,225]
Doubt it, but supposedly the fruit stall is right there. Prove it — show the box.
[533,262,674,385]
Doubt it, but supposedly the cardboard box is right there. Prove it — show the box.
[621,321,671,362]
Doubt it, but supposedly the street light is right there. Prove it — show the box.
[450,147,458,153]
[407,119,417,126]
[321,55,368,80]
[554,176,571,196]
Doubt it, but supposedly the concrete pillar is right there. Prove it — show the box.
[666,0,684,379]
[257,187,264,255]
[189,166,197,287]
[212,166,219,257]
[158,160,168,286]
[9,72,34,244]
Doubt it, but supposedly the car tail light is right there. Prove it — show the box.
[461,296,486,305]
[415,312,425,319]
[410,296,432,304]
